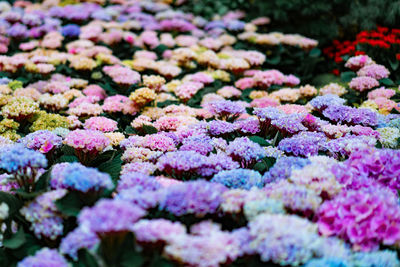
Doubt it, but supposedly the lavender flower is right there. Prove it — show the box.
[18,248,68,267]
[263,156,310,183]
[271,114,307,135]
[226,137,267,168]
[309,95,346,111]
[278,132,327,157]
[60,227,99,260]
[157,151,208,179]
[116,187,161,210]
[117,172,160,192]
[159,180,226,217]
[207,100,246,121]
[20,189,67,240]
[78,199,146,235]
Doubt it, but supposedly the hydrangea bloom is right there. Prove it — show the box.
[318,188,400,251]
[78,199,146,235]
[20,189,67,240]
[226,137,266,167]
[159,180,226,216]
[50,163,113,192]
[247,214,322,266]
[17,130,62,153]
[211,169,264,189]
[18,248,69,267]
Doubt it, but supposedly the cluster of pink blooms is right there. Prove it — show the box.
[103,65,141,85]
[63,129,110,153]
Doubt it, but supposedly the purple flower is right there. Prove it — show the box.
[309,95,346,111]
[207,120,236,136]
[60,227,99,260]
[278,132,327,157]
[247,214,321,265]
[342,148,400,190]
[7,23,28,38]
[263,156,310,183]
[234,117,261,134]
[157,151,209,179]
[18,248,68,267]
[180,135,214,155]
[20,189,67,240]
[116,187,161,210]
[159,180,226,216]
[207,100,246,121]
[78,199,146,235]
[117,172,160,192]
[318,188,400,251]
[271,114,307,135]
[226,137,267,168]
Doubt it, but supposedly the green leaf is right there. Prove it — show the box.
[73,250,99,267]
[61,145,76,156]
[98,153,122,183]
[55,191,85,217]
[34,169,51,192]
[150,256,176,267]
[14,190,42,200]
[262,157,276,169]
[248,136,270,146]
[3,227,25,249]
[375,140,383,149]
[142,125,158,134]
[253,162,267,173]
[389,58,399,71]
[119,234,144,267]
[157,100,180,108]
[56,155,79,163]
[340,71,356,82]
[309,48,321,58]
[125,126,136,134]
[90,150,117,166]
[380,78,395,86]
[265,54,281,65]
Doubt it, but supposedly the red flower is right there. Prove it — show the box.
[332,69,340,76]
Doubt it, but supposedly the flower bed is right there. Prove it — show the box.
[0,1,399,267]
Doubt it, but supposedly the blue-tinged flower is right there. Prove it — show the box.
[61,24,80,37]
[226,137,266,168]
[50,163,113,192]
[304,258,350,267]
[350,250,400,267]
[0,145,47,173]
[263,156,310,183]
[211,169,264,190]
